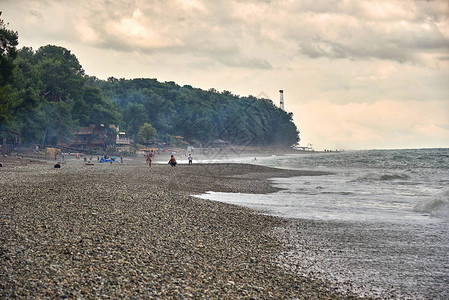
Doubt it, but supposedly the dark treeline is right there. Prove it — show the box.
[5,45,120,146]
[1,17,299,148]
[95,77,299,147]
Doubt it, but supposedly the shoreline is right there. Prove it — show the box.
[3,145,334,168]
[0,160,358,298]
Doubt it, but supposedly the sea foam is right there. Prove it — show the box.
[415,189,449,221]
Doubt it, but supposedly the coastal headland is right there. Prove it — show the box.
[0,158,359,298]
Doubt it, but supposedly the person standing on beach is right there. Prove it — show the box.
[168,155,177,167]
[148,150,154,167]
[188,154,193,165]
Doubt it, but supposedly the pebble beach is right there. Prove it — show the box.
[0,157,360,299]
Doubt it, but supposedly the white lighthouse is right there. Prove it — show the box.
[279,90,284,110]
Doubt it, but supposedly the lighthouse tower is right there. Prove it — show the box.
[279,90,284,110]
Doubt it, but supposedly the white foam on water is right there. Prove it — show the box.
[196,173,442,224]
[194,149,449,299]
[414,188,449,221]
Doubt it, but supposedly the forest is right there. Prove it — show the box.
[0,16,299,151]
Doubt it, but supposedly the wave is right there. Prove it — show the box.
[379,174,410,180]
[349,172,410,183]
[414,189,449,221]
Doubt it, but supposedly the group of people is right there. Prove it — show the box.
[146,151,193,167]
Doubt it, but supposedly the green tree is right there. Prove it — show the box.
[35,45,85,103]
[137,123,156,144]
[122,103,147,139]
[8,45,124,146]
[104,126,119,148]
[82,85,120,126]
[33,45,86,145]
[0,12,19,125]
[0,12,18,85]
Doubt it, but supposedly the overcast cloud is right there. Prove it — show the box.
[2,0,449,149]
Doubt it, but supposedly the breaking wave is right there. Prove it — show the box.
[379,174,410,181]
[414,189,449,221]
[349,172,410,183]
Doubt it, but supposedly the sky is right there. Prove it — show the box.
[2,0,449,150]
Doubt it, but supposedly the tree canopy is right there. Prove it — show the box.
[0,12,19,125]
[2,45,120,145]
[137,123,157,144]
[96,78,299,147]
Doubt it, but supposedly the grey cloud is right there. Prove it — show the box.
[29,10,43,19]
[394,30,449,50]
[216,55,272,69]
[72,0,274,69]
[295,25,448,64]
[298,38,413,63]
[9,0,448,68]
[298,39,347,59]
[280,0,449,64]
[297,31,448,64]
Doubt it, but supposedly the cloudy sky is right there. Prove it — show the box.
[3,0,449,150]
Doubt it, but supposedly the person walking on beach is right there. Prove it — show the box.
[148,150,154,167]
[168,155,177,167]
[188,154,193,165]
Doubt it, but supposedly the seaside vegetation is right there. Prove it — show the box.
[1,15,299,148]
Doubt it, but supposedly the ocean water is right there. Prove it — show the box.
[195,148,449,299]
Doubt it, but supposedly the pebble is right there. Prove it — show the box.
[0,158,359,299]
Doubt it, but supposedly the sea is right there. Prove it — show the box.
[195,148,449,299]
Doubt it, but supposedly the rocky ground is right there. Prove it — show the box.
[0,158,360,299]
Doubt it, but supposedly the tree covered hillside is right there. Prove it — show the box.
[94,77,299,147]
[1,16,299,149]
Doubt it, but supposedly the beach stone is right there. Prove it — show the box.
[0,158,358,299]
